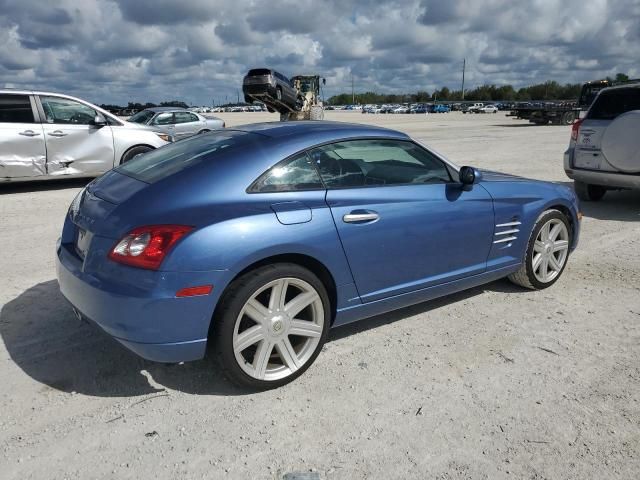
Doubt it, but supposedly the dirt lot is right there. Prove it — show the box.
[1,111,639,479]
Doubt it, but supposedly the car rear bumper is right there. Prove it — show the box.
[564,149,640,189]
[243,84,276,97]
[56,240,226,363]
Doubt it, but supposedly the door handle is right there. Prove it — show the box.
[48,131,68,137]
[19,130,40,137]
[343,211,379,223]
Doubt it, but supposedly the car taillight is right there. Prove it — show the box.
[571,118,583,142]
[108,225,193,270]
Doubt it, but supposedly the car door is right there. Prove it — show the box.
[150,112,175,136]
[38,95,115,175]
[312,138,495,303]
[173,112,202,139]
[0,93,46,178]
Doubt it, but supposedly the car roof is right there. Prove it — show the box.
[599,82,640,93]
[228,121,409,141]
[144,107,188,112]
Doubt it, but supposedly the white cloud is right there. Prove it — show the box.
[0,0,638,105]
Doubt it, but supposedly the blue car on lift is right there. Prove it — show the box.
[56,122,580,389]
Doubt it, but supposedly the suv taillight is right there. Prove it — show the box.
[108,225,193,270]
[571,118,583,142]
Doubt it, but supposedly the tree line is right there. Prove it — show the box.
[99,100,189,111]
[327,73,631,105]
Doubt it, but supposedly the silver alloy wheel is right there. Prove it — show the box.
[532,218,569,283]
[232,277,324,381]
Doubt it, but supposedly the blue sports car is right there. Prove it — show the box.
[56,122,580,388]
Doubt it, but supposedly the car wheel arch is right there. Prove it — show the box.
[207,253,338,341]
[119,144,155,165]
[533,201,576,250]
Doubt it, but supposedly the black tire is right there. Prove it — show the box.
[574,181,606,201]
[562,111,576,125]
[121,145,152,164]
[508,209,572,290]
[310,105,324,120]
[212,263,331,390]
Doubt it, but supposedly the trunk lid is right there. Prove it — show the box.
[88,169,148,204]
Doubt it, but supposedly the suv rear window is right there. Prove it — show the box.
[248,69,271,76]
[0,94,34,123]
[588,88,640,120]
[117,130,258,183]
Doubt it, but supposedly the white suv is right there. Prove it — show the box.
[564,83,640,201]
[0,90,172,183]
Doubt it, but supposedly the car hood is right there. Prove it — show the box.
[119,120,160,131]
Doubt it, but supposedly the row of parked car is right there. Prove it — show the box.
[361,104,453,114]
[0,89,225,182]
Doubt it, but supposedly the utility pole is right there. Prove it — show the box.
[461,58,466,100]
[351,74,355,104]
[237,89,240,105]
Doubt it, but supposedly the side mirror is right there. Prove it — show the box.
[459,166,481,185]
[93,114,107,127]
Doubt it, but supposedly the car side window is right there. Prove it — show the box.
[153,112,174,125]
[174,112,197,124]
[40,96,96,125]
[308,139,452,188]
[0,94,35,123]
[249,153,324,193]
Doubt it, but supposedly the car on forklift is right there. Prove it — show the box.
[242,68,301,113]
[243,68,325,121]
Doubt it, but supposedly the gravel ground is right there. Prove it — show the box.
[1,111,639,479]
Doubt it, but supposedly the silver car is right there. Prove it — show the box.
[128,108,224,140]
[0,90,172,183]
[564,83,640,200]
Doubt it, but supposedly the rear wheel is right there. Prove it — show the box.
[213,264,330,389]
[121,145,152,164]
[508,209,571,290]
[562,111,576,125]
[574,181,606,201]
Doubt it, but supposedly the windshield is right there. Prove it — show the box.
[116,130,258,183]
[128,110,155,124]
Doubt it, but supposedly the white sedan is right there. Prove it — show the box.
[477,105,498,113]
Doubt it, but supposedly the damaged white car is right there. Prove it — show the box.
[0,90,172,182]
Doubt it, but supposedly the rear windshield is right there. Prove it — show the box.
[248,69,271,76]
[588,88,640,120]
[117,130,256,183]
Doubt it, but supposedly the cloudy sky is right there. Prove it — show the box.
[1,0,638,106]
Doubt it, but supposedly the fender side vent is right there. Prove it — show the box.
[494,221,521,244]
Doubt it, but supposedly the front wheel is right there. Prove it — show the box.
[213,264,330,389]
[121,145,152,163]
[508,209,571,290]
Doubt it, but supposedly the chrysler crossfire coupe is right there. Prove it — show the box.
[56,122,580,388]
